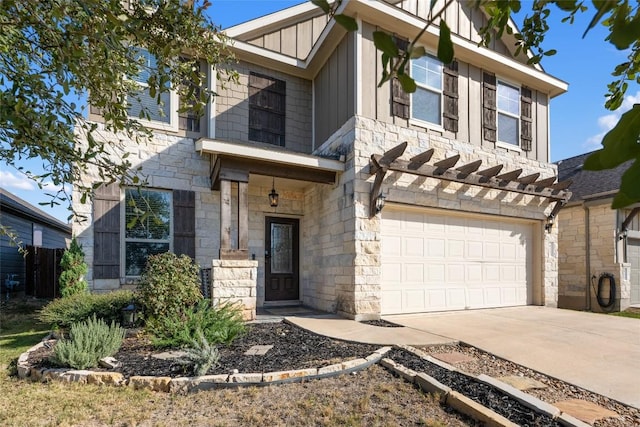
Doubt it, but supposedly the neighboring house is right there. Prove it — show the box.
[74,0,570,320]
[0,188,72,296]
[557,152,638,312]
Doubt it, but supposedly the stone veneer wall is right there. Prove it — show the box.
[211,259,258,321]
[215,61,312,154]
[309,116,560,319]
[72,125,219,292]
[559,202,630,312]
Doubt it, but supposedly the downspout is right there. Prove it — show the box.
[585,203,591,311]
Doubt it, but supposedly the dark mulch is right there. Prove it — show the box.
[359,319,403,328]
[387,348,560,427]
[27,321,380,378]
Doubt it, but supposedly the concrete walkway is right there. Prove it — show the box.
[286,306,640,409]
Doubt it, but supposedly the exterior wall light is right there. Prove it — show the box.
[375,193,386,214]
[269,177,279,207]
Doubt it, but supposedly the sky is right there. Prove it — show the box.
[1,0,637,223]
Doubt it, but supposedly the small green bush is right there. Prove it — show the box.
[150,299,246,348]
[50,314,125,370]
[137,252,202,328]
[58,238,89,297]
[38,290,135,329]
[181,328,220,376]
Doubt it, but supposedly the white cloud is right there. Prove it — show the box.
[584,90,640,150]
[0,170,70,194]
[0,170,36,190]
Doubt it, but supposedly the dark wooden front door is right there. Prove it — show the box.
[265,217,299,301]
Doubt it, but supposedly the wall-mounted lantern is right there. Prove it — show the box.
[268,177,279,208]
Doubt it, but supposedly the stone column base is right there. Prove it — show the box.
[211,259,258,321]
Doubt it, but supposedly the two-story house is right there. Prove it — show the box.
[73,0,569,320]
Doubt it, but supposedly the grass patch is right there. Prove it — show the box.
[0,299,50,368]
[609,310,640,319]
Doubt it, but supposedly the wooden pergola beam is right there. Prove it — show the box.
[408,149,434,170]
[434,155,460,175]
[456,160,482,177]
[496,169,522,182]
[518,173,540,184]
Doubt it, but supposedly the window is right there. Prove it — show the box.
[123,188,172,276]
[410,54,443,126]
[248,72,285,146]
[497,81,520,146]
[127,48,177,127]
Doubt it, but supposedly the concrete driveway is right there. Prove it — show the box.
[384,306,640,409]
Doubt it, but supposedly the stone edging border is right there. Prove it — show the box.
[386,344,590,427]
[16,335,392,393]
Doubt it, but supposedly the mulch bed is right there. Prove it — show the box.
[27,321,380,378]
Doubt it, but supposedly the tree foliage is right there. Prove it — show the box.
[0,0,235,218]
[316,0,640,208]
[59,237,89,297]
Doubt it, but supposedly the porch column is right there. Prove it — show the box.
[219,178,249,260]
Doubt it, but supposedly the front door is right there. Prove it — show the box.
[265,217,299,301]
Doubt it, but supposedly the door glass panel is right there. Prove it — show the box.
[271,223,293,274]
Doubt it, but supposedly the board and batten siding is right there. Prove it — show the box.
[358,20,549,162]
[247,14,329,60]
[313,33,355,146]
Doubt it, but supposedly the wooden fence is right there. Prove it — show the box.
[25,246,65,298]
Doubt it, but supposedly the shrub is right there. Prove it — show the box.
[150,299,246,348]
[137,252,202,327]
[50,314,125,370]
[180,328,220,376]
[58,238,88,297]
[38,290,135,329]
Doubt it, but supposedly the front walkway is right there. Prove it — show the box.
[286,306,640,409]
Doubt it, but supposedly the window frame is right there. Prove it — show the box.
[496,78,522,150]
[126,47,179,132]
[121,187,173,279]
[409,52,444,130]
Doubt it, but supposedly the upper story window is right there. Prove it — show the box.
[248,72,286,146]
[497,81,520,146]
[123,188,172,277]
[127,48,178,129]
[410,54,443,126]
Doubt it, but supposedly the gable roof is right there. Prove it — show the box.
[224,0,568,98]
[556,151,631,202]
[0,188,72,234]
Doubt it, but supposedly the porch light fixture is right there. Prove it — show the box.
[268,177,279,208]
[375,193,386,214]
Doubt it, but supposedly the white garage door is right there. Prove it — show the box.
[628,239,640,305]
[381,206,533,314]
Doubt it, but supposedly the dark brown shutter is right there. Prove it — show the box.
[93,183,121,279]
[482,72,497,142]
[173,190,195,259]
[521,87,533,151]
[391,36,410,119]
[443,61,459,133]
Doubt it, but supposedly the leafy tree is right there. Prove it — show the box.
[315,0,640,208]
[0,0,236,219]
[59,237,88,297]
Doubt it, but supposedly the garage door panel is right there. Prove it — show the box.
[381,207,533,314]
[629,239,640,305]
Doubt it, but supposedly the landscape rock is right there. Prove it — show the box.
[87,372,125,386]
[99,356,122,369]
[129,376,171,392]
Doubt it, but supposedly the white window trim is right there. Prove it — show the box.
[496,78,521,147]
[126,48,180,132]
[121,187,174,279]
[409,51,444,130]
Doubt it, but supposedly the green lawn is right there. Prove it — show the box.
[609,309,640,319]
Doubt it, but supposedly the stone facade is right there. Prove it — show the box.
[215,61,312,154]
[558,202,631,311]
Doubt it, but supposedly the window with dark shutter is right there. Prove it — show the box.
[391,36,410,120]
[173,190,195,259]
[482,72,497,142]
[93,183,121,280]
[178,59,202,133]
[443,61,459,133]
[249,72,286,146]
[520,87,533,151]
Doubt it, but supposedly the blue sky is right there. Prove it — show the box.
[2,0,637,222]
